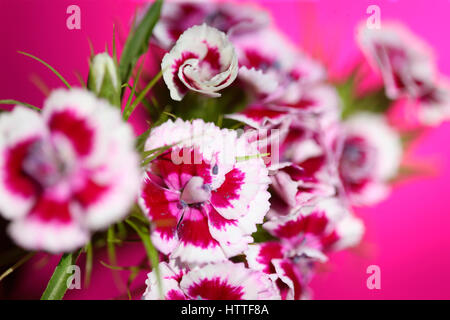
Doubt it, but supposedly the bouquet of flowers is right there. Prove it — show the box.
[0,0,448,300]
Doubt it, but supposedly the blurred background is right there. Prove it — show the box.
[0,0,449,299]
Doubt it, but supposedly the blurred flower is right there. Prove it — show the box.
[0,89,140,253]
[143,261,280,300]
[339,113,402,206]
[226,104,294,168]
[152,1,269,50]
[247,198,364,300]
[139,119,270,264]
[233,28,326,105]
[357,22,436,100]
[270,117,341,212]
[416,79,450,126]
[161,24,238,101]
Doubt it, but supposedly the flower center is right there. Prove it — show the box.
[340,137,376,183]
[180,176,212,205]
[22,140,69,187]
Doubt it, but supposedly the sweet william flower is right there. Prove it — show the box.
[143,261,280,300]
[269,119,340,213]
[139,119,270,265]
[233,28,325,104]
[339,113,402,206]
[151,1,269,50]
[246,198,364,300]
[161,24,238,101]
[357,22,436,99]
[264,198,365,255]
[0,88,140,253]
[226,104,294,169]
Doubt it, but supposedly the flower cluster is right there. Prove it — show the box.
[141,1,381,300]
[1,0,448,301]
[141,1,447,300]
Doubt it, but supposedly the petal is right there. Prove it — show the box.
[356,22,435,99]
[172,206,226,264]
[246,242,284,274]
[210,167,246,217]
[139,175,181,255]
[237,66,279,100]
[332,214,365,251]
[161,24,238,101]
[180,261,279,300]
[211,155,270,220]
[272,258,305,300]
[226,104,292,129]
[206,204,252,258]
[152,2,213,49]
[343,113,402,181]
[143,262,187,300]
[0,107,45,220]
[47,109,94,157]
[8,194,88,253]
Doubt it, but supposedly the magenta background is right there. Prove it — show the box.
[1,0,450,299]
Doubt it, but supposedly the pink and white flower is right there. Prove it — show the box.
[161,24,238,101]
[139,119,270,264]
[152,1,269,50]
[416,79,450,126]
[226,104,294,168]
[339,113,402,206]
[246,198,364,299]
[143,261,280,300]
[357,22,436,99]
[0,89,140,253]
[270,119,340,212]
[233,28,326,104]
[264,198,365,253]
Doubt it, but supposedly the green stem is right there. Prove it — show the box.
[41,250,82,300]
[18,51,71,89]
[125,219,163,299]
[0,99,40,112]
[0,252,35,282]
[123,70,163,121]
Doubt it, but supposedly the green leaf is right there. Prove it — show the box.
[18,51,71,89]
[336,75,392,119]
[0,252,35,282]
[123,62,144,120]
[0,99,40,112]
[136,128,151,154]
[140,144,174,167]
[107,226,126,291]
[252,224,277,243]
[41,250,82,300]
[112,24,118,65]
[125,218,163,299]
[119,0,163,94]
[236,153,270,162]
[83,242,93,288]
[124,70,163,121]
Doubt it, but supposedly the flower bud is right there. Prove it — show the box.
[88,52,120,107]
